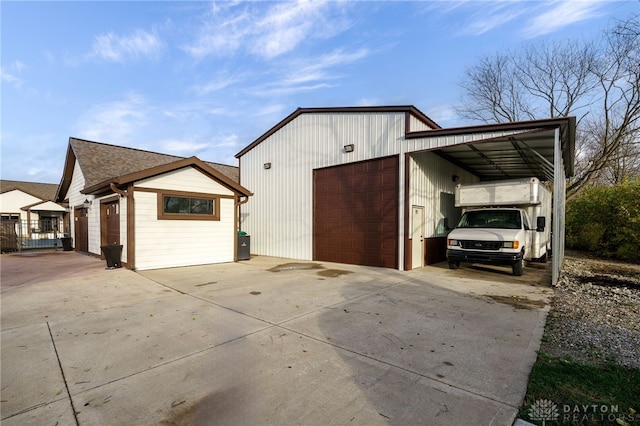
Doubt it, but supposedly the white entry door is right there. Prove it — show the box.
[412,206,424,269]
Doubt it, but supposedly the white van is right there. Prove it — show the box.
[446,178,551,276]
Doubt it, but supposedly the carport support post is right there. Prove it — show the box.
[552,127,565,286]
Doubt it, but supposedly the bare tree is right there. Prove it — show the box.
[457,53,533,123]
[456,14,640,199]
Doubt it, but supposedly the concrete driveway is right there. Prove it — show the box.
[1,252,551,425]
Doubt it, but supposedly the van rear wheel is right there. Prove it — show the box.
[512,258,524,276]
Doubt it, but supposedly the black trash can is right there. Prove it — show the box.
[100,244,123,269]
[237,235,250,260]
[60,237,73,251]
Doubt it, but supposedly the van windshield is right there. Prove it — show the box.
[457,210,522,230]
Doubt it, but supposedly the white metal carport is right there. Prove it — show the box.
[405,117,576,285]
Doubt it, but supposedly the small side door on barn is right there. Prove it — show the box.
[411,205,425,269]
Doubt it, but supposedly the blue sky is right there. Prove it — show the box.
[2,0,638,184]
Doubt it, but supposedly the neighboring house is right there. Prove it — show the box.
[55,138,252,270]
[235,106,575,284]
[0,180,68,251]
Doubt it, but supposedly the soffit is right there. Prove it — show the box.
[432,129,557,181]
[407,117,575,181]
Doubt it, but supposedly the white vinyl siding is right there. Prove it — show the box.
[134,167,235,270]
[135,167,234,196]
[65,162,100,254]
[0,190,41,221]
[134,192,234,270]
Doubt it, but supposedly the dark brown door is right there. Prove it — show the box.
[101,201,120,246]
[74,207,88,253]
[314,156,399,268]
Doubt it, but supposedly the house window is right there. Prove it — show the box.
[40,216,59,232]
[1,214,19,221]
[158,191,220,221]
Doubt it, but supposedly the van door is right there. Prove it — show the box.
[522,212,533,260]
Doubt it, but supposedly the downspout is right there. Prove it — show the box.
[110,182,127,197]
[234,195,250,262]
[110,182,134,269]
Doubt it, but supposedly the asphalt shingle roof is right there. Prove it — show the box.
[70,138,239,190]
[0,180,59,201]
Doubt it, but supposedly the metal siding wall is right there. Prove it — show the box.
[403,129,528,152]
[409,114,434,132]
[408,152,478,238]
[240,112,405,260]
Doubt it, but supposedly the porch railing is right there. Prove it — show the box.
[0,219,68,252]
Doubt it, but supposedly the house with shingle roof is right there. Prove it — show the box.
[55,137,251,270]
[1,180,68,251]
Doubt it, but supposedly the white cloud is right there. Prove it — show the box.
[251,48,370,98]
[159,139,210,153]
[254,104,287,116]
[425,104,462,128]
[211,134,240,148]
[288,48,369,84]
[355,98,380,107]
[428,0,606,38]
[184,0,352,60]
[88,29,163,62]
[462,4,527,35]
[162,103,230,121]
[0,68,22,87]
[190,75,241,96]
[74,93,148,142]
[522,0,607,38]
[1,60,26,88]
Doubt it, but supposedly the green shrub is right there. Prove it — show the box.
[566,179,640,262]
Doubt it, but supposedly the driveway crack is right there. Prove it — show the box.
[47,322,80,426]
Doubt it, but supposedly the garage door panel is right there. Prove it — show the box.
[314,156,398,268]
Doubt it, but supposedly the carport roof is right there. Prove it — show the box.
[406,117,576,180]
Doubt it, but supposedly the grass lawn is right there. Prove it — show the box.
[519,352,639,425]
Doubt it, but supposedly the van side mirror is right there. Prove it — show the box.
[444,218,450,231]
[536,216,546,232]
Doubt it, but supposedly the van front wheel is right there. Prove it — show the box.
[448,261,460,270]
[512,258,524,276]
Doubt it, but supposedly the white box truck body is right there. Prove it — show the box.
[446,177,552,276]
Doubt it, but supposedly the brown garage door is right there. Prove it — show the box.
[314,156,399,268]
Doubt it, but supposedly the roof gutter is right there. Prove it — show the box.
[110,182,128,197]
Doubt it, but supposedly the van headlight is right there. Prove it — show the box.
[448,239,459,246]
[503,241,519,249]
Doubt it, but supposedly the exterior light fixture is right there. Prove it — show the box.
[83,199,92,209]
[452,175,459,183]
[264,162,272,169]
[344,144,355,153]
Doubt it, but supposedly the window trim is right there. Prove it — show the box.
[157,190,221,221]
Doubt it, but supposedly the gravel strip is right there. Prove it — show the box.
[539,254,640,369]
